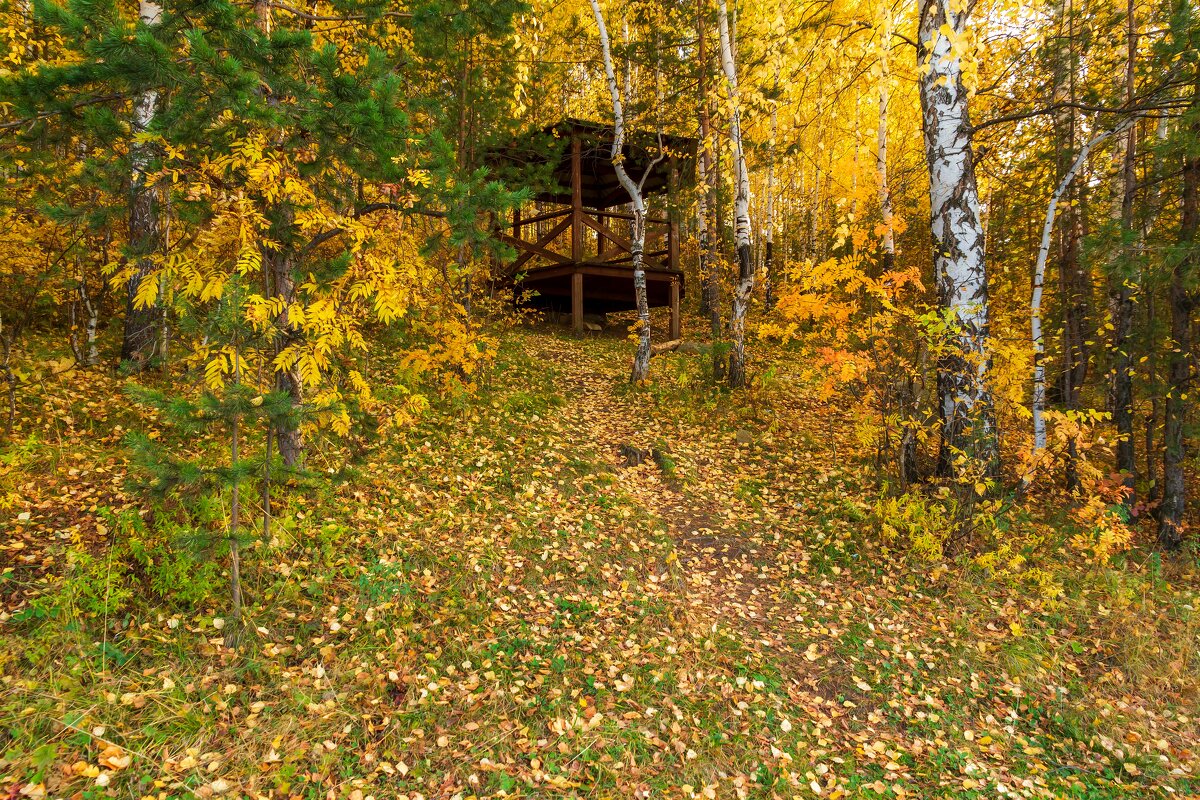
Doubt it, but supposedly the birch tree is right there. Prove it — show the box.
[917,0,998,475]
[696,0,725,379]
[253,0,307,467]
[876,4,895,273]
[1031,122,1134,452]
[763,65,779,311]
[1049,0,1089,491]
[716,0,754,388]
[589,0,655,382]
[120,0,164,366]
[76,266,99,367]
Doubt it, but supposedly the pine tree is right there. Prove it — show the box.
[126,277,297,642]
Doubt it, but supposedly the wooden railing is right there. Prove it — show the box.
[499,203,678,273]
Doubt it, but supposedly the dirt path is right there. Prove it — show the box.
[532,334,805,659]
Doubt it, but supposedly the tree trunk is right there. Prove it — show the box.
[917,0,998,476]
[628,213,652,382]
[696,3,720,379]
[121,0,164,367]
[1110,0,1140,495]
[696,0,723,379]
[1052,0,1088,490]
[763,66,778,311]
[716,0,753,388]
[589,0,652,382]
[1145,289,1159,504]
[78,269,99,367]
[226,334,244,646]
[268,244,305,467]
[698,113,724,379]
[876,10,895,275]
[253,0,304,466]
[1143,119,1172,505]
[1159,93,1198,549]
[701,65,724,375]
[1032,124,1130,454]
[697,124,714,326]
[810,164,821,265]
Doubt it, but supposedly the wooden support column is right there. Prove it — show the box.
[667,156,680,270]
[668,220,679,271]
[572,271,584,333]
[669,279,681,340]
[597,213,607,257]
[571,132,583,263]
[509,207,523,312]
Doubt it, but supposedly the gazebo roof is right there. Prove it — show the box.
[491,118,696,209]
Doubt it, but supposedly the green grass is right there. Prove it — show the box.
[0,325,1196,799]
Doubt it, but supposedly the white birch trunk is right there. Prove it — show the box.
[918,0,997,473]
[121,0,164,365]
[589,0,653,382]
[763,66,778,310]
[876,7,895,271]
[131,0,160,161]
[80,276,99,367]
[1032,121,1135,450]
[717,0,754,387]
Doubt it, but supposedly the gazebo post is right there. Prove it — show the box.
[572,271,584,333]
[668,156,680,270]
[571,130,583,263]
[670,279,681,340]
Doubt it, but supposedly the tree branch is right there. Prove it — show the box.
[302,203,446,254]
[0,93,126,132]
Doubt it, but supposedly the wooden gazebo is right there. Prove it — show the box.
[492,119,695,337]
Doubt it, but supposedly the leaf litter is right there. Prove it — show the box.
[0,328,1197,799]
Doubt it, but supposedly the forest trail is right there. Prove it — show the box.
[3,327,1197,799]
[508,330,1200,796]
[531,330,871,680]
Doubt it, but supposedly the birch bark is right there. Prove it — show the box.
[876,7,895,273]
[763,66,778,311]
[1050,0,1088,490]
[254,0,304,465]
[80,273,99,367]
[1032,123,1132,451]
[917,0,998,474]
[121,0,164,366]
[589,0,653,382]
[716,0,754,388]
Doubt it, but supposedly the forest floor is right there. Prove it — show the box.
[1,322,1199,799]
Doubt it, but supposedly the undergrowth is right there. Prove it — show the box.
[0,325,1196,799]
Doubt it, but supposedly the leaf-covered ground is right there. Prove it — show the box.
[2,325,1198,799]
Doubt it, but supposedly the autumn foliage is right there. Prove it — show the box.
[1,0,1198,795]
